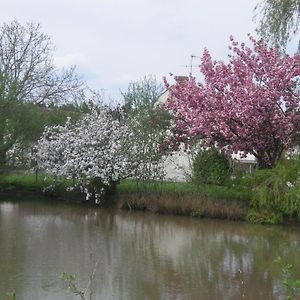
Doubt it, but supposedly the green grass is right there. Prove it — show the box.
[117,180,197,194]
[1,171,299,224]
[0,172,250,202]
[117,179,251,202]
[0,172,47,192]
[0,173,251,204]
[0,172,83,202]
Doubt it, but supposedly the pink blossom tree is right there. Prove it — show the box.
[165,36,300,169]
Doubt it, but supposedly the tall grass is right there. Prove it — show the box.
[117,179,249,220]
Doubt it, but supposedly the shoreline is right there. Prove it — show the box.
[0,173,298,226]
[1,188,299,226]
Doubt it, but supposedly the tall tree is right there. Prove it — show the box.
[0,21,82,104]
[121,76,172,181]
[165,36,300,169]
[255,0,300,49]
[122,75,163,113]
[0,21,83,171]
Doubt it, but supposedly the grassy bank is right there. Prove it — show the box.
[0,172,84,202]
[1,172,299,224]
[116,180,249,220]
[0,172,250,221]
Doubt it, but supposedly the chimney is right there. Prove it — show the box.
[175,76,189,85]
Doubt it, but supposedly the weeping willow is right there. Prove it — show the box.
[255,0,300,49]
[251,155,300,217]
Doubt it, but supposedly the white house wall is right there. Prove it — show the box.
[163,149,193,182]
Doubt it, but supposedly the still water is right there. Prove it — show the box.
[0,200,300,300]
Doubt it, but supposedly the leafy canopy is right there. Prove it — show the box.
[255,0,300,49]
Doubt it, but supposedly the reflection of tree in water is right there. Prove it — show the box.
[0,203,26,297]
[0,201,300,299]
[113,214,300,299]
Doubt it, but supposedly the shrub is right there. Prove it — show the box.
[250,155,300,216]
[246,209,283,224]
[275,256,300,299]
[192,147,231,186]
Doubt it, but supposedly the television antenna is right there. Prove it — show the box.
[183,55,201,75]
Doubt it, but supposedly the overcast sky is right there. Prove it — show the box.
[0,0,270,102]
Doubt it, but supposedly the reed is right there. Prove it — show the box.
[117,194,246,220]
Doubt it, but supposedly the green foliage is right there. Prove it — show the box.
[275,256,300,299]
[60,272,86,300]
[255,0,300,49]
[6,291,16,300]
[246,209,283,224]
[0,99,86,172]
[121,75,172,181]
[191,208,204,218]
[122,75,163,114]
[250,156,300,216]
[0,21,84,172]
[286,182,300,214]
[201,184,251,202]
[192,148,232,186]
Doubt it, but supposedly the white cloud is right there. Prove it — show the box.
[0,0,268,102]
[54,53,87,69]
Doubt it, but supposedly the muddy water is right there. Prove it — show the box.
[0,200,299,300]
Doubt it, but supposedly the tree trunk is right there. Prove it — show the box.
[257,157,272,169]
[88,178,118,205]
[0,149,6,173]
[256,149,283,169]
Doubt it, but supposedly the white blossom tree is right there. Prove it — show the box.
[34,108,140,203]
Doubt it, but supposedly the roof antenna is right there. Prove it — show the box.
[186,55,201,76]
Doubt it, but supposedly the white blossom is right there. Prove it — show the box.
[34,108,140,202]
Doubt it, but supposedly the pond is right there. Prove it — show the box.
[0,200,300,300]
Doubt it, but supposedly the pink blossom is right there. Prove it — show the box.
[165,36,300,168]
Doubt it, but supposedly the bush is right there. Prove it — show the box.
[246,209,283,224]
[250,155,300,217]
[192,148,231,186]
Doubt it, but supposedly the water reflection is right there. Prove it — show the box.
[0,200,299,299]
